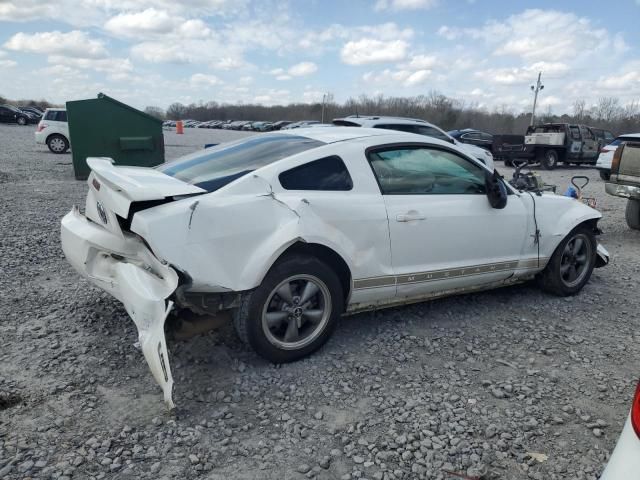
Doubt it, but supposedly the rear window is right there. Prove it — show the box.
[160,134,324,192]
[610,136,640,147]
[44,110,67,122]
[279,156,353,191]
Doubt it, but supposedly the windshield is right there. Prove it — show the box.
[160,134,325,192]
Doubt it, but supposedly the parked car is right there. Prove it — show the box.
[520,123,601,170]
[448,129,493,151]
[271,121,293,130]
[599,380,640,479]
[35,108,70,154]
[20,107,44,121]
[591,128,616,149]
[333,116,494,169]
[0,104,30,125]
[241,122,256,131]
[283,121,320,130]
[61,127,608,407]
[595,133,640,180]
[604,140,640,229]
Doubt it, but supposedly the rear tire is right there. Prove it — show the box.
[233,254,343,363]
[626,199,640,230]
[17,116,27,126]
[47,134,69,154]
[599,170,611,181]
[541,149,558,170]
[538,225,596,296]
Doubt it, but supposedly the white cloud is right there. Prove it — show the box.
[276,75,292,81]
[475,62,570,85]
[363,68,431,88]
[440,9,626,63]
[4,31,108,59]
[104,8,177,37]
[0,0,246,26]
[341,39,408,65]
[405,54,437,70]
[190,73,223,87]
[288,61,317,76]
[375,0,437,11]
[0,60,17,68]
[48,55,133,75]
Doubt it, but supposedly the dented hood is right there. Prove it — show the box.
[87,157,206,218]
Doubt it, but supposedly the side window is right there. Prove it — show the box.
[367,146,486,195]
[581,127,594,140]
[374,124,414,133]
[605,131,615,142]
[279,155,353,191]
[414,126,453,143]
[480,133,493,142]
[569,126,581,140]
[58,111,67,122]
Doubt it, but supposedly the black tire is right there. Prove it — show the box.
[233,254,344,363]
[503,158,513,167]
[599,170,611,181]
[541,149,558,170]
[47,134,69,154]
[16,116,27,126]
[538,225,596,296]
[626,199,640,230]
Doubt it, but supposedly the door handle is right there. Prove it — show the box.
[396,213,426,222]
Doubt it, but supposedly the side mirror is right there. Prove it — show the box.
[485,170,507,209]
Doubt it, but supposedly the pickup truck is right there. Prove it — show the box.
[605,141,640,229]
[498,123,614,170]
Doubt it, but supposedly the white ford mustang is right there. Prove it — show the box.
[60,127,609,408]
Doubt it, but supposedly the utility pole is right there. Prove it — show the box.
[530,71,544,126]
[321,93,327,123]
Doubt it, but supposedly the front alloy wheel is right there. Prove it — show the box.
[559,234,592,288]
[538,226,596,296]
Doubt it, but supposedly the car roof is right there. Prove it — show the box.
[619,133,640,138]
[272,126,458,147]
[44,107,66,111]
[333,115,439,128]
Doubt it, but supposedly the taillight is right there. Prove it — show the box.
[611,145,624,174]
[36,122,47,132]
[632,381,640,438]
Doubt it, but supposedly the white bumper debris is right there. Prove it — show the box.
[61,206,178,408]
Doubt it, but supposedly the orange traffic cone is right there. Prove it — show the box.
[176,120,184,134]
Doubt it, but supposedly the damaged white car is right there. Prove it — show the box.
[61,127,609,408]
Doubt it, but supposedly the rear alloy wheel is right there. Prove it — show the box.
[626,199,640,230]
[541,149,558,170]
[16,116,27,126]
[233,254,343,363]
[538,226,596,296]
[47,134,69,154]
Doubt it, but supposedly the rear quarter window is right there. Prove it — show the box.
[279,156,353,191]
[45,110,67,122]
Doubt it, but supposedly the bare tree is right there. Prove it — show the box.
[144,106,165,120]
[572,98,586,120]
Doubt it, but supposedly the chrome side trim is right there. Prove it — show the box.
[353,258,547,291]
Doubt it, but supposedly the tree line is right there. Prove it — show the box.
[148,92,640,135]
[3,91,638,135]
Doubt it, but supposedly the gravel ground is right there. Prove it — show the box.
[1,123,639,480]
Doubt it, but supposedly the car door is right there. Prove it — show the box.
[366,144,531,299]
[0,106,11,122]
[580,126,598,162]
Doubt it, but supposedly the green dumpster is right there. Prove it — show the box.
[66,93,164,180]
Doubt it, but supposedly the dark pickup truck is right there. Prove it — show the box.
[605,141,640,229]
[495,123,614,170]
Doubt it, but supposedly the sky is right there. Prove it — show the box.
[0,0,639,114]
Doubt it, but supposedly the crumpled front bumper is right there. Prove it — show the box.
[61,206,178,408]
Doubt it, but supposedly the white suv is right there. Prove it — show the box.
[333,116,494,169]
[36,108,70,154]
